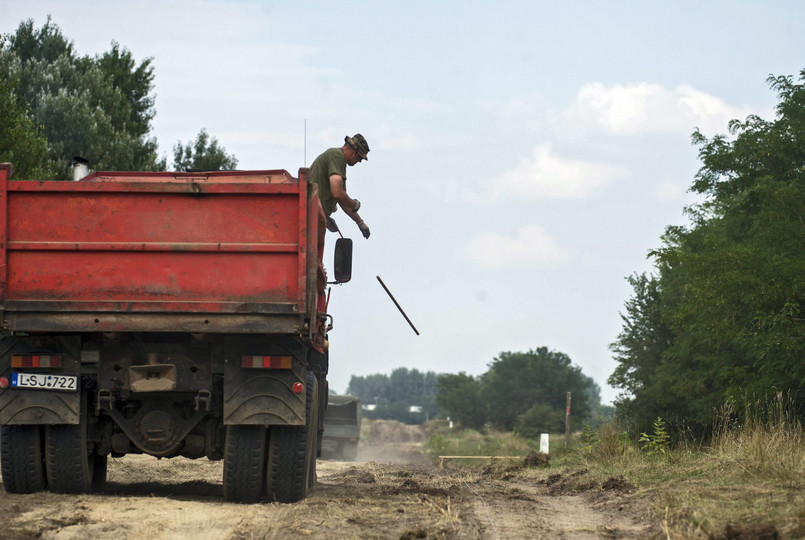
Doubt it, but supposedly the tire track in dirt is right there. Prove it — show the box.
[0,445,653,539]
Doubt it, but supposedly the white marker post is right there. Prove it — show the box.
[540,433,549,454]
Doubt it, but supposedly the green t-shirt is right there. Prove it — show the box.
[308,147,347,216]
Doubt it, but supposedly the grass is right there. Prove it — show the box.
[424,426,539,467]
[429,395,805,538]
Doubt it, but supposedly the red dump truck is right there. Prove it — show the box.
[0,163,352,503]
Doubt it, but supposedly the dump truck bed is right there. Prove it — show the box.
[321,394,362,460]
[0,166,323,335]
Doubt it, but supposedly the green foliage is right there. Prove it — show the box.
[0,69,51,179]
[513,402,564,439]
[639,417,670,456]
[424,426,535,465]
[346,368,439,424]
[590,422,633,461]
[608,273,678,433]
[579,423,598,454]
[435,372,486,429]
[610,70,805,436]
[173,128,238,171]
[482,348,592,431]
[434,347,599,433]
[1,17,165,177]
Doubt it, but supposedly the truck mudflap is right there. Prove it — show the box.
[0,336,81,424]
[223,358,306,425]
[222,336,313,426]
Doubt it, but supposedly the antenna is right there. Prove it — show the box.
[304,119,307,166]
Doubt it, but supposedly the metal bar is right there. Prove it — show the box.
[0,164,8,306]
[376,275,420,336]
[297,168,308,315]
[7,180,300,194]
[4,312,304,334]
[7,241,299,253]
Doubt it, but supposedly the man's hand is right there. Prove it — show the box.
[358,221,371,239]
[326,217,339,233]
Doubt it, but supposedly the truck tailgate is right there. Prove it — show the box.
[0,168,321,333]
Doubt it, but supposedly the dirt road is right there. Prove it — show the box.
[0,440,652,540]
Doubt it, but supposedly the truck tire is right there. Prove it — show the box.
[0,425,46,493]
[223,425,267,503]
[45,422,94,493]
[266,372,319,503]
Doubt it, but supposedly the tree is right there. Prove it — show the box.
[480,348,591,431]
[609,70,805,435]
[173,129,238,171]
[580,374,614,428]
[608,273,678,433]
[435,372,486,430]
[513,403,565,439]
[1,17,165,177]
[346,368,440,424]
[0,70,51,179]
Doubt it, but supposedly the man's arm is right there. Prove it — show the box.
[329,173,370,238]
[329,174,362,222]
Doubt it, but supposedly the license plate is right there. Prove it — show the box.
[10,372,78,392]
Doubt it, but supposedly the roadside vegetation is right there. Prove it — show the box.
[427,393,804,538]
[422,71,805,536]
[0,17,237,179]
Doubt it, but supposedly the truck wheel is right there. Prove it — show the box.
[223,425,267,503]
[266,372,319,503]
[307,384,320,490]
[45,422,95,493]
[0,425,46,493]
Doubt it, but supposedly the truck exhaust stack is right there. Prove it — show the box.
[72,157,89,181]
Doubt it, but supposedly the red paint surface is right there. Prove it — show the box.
[0,168,324,329]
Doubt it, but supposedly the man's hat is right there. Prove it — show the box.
[345,133,370,160]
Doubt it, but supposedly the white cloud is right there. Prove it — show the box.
[466,224,570,270]
[565,82,749,136]
[487,143,620,201]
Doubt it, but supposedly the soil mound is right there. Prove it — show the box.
[523,451,550,468]
[364,419,427,444]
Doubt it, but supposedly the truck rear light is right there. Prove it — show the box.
[241,355,292,369]
[292,382,304,394]
[0,377,8,389]
[11,355,63,368]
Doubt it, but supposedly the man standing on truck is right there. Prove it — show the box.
[309,133,371,238]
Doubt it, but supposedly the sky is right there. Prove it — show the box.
[2,1,804,405]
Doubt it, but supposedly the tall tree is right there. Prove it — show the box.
[435,372,486,430]
[173,129,238,171]
[0,66,51,179]
[481,347,591,431]
[1,17,165,177]
[610,71,805,435]
[608,273,678,432]
[346,368,440,424]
